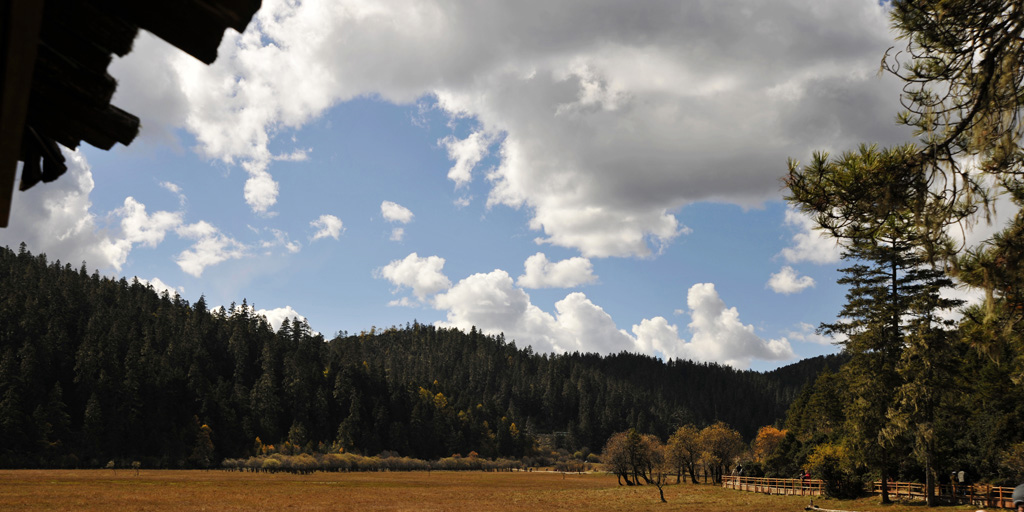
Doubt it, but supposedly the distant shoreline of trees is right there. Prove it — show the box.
[0,243,837,470]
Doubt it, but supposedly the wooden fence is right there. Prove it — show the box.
[871,481,1018,508]
[721,475,824,496]
[723,477,1018,508]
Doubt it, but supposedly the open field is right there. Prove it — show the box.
[0,470,1000,511]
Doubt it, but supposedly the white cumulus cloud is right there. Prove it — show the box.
[381,201,414,224]
[114,197,182,248]
[134,276,183,297]
[434,270,566,353]
[780,208,841,264]
[108,0,906,257]
[516,252,597,288]
[767,266,815,294]
[433,270,633,354]
[0,149,132,271]
[255,305,306,331]
[440,131,492,187]
[786,322,839,346]
[311,214,344,241]
[432,270,794,368]
[174,221,247,277]
[242,167,280,215]
[633,283,796,368]
[378,252,452,302]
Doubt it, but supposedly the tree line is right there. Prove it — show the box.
[0,243,838,469]
[776,0,1024,504]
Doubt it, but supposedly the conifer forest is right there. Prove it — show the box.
[5,1,1024,505]
[0,243,844,469]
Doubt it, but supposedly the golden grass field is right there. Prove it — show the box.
[0,470,998,511]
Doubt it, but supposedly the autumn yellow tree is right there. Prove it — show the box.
[603,429,661,486]
[649,440,670,503]
[699,422,744,483]
[667,424,702,483]
[751,426,787,464]
[602,431,633,485]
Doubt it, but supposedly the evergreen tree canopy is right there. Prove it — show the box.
[0,245,830,468]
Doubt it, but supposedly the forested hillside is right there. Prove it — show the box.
[0,244,839,468]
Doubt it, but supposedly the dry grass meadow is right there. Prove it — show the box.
[0,470,999,511]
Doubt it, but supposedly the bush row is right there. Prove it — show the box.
[221,453,524,474]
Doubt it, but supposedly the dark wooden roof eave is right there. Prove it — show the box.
[0,0,262,228]
[0,0,45,227]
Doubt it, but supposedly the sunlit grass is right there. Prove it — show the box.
[0,470,998,511]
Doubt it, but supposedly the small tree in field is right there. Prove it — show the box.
[699,422,744,483]
[667,424,701,484]
[603,429,661,486]
[603,432,633,485]
[649,441,670,503]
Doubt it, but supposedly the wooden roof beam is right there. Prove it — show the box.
[95,0,262,64]
[0,0,46,228]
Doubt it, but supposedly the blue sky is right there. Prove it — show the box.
[5,0,973,370]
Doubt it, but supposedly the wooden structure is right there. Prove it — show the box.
[724,475,1019,508]
[0,0,261,227]
[871,481,1018,509]
[721,475,824,496]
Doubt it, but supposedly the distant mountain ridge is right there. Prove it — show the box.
[0,244,842,468]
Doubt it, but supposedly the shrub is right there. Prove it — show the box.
[806,444,861,498]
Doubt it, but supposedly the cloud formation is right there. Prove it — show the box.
[516,252,596,288]
[115,197,182,248]
[786,322,839,346]
[381,201,413,241]
[311,214,344,241]
[255,305,306,331]
[440,131,492,187]
[1,150,132,271]
[381,201,414,224]
[780,208,841,264]
[160,181,187,206]
[0,150,262,280]
[259,228,301,254]
[378,252,453,302]
[631,283,796,368]
[109,0,905,256]
[175,221,247,277]
[767,266,815,294]
[432,270,794,368]
[134,276,183,297]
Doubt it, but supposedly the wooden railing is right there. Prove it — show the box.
[722,475,823,496]
[724,477,1017,508]
[871,481,1018,508]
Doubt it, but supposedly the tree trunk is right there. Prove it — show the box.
[925,452,934,507]
[881,467,891,504]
